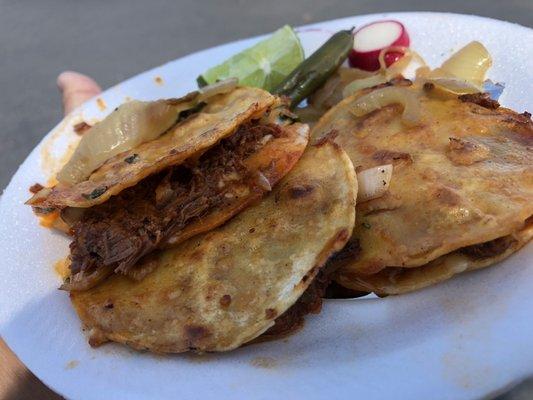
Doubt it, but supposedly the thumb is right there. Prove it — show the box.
[57,71,102,116]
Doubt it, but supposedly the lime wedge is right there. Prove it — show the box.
[197,25,304,92]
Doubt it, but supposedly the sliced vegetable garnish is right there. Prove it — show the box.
[349,20,410,71]
[413,41,493,98]
[357,164,393,202]
[423,77,481,98]
[82,186,108,200]
[351,86,421,126]
[197,25,304,92]
[273,29,354,108]
[430,41,492,90]
[342,74,387,98]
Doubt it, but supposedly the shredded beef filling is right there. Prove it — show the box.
[459,235,517,260]
[69,122,282,277]
[264,240,362,338]
[326,239,361,268]
[324,281,369,299]
[263,268,331,338]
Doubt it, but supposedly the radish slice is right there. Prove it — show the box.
[349,20,410,71]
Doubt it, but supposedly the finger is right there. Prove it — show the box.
[57,71,102,115]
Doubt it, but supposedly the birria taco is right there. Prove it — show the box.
[70,141,357,352]
[312,83,533,295]
[28,84,309,290]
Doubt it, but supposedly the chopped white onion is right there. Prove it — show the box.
[435,41,492,89]
[351,86,421,125]
[342,47,427,101]
[357,164,393,202]
[342,74,387,98]
[378,46,410,76]
[391,49,427,80]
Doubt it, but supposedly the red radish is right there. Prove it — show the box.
[349,20,410,71]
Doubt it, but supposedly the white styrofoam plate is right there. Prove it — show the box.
[1,12,532,400]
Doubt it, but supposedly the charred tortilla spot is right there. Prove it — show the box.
[124,154,140,164]
[88,329,108,347]
[377,77,412,89]
[356,105,400,130]
[459,92,500,110]
[103,301,114,309]
[265,308,277,319]
[434,187,461,206]
[29,183,44,194]
[372,150,413,167]
[219,294,232,308]
[423,82,435,92]
[88,337,101,347]
[177,102,206,123]
[447,137,490,165]
[501,111,533,129]
[334,228,350,245]
[288,184,315,199]
[301,266,318,284]
[82,186,108,200]
[190,249,204,261]
[313,130,338,147]
[73,121,92,135]
[319,201,331,215]
[185,325,210,342]
[249,227,255,233]
[355,79,412,104]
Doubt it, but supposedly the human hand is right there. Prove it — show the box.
[57,71,102,115]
